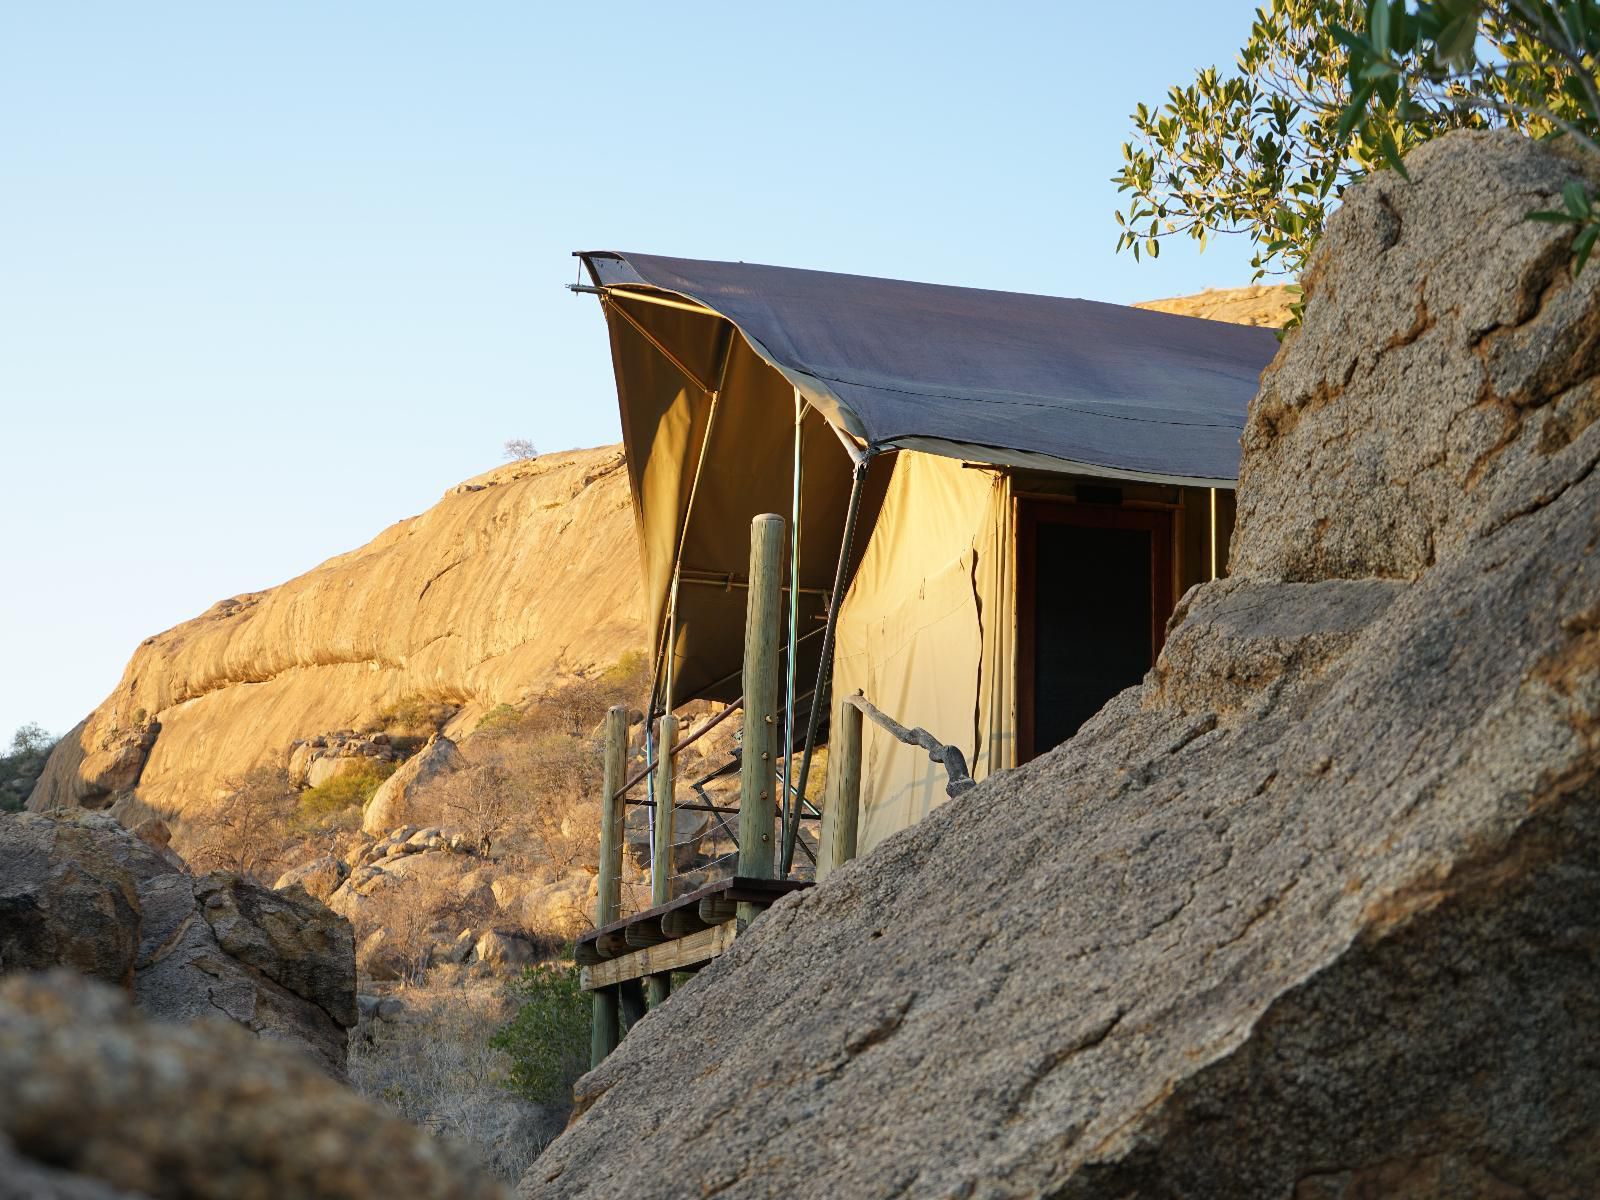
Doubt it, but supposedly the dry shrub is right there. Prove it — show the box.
[356,868,491,983]
[350,977,563,1182]
[373,693,458,752]
[436,654,649,878]
[467,732,603,872]
[187,765,296,882]
[433,760,520,858]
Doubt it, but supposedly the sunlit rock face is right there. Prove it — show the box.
[522,131,1600,1200]
[1135,282,1296,328]
[28,446,646,850]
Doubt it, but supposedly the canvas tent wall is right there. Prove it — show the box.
[575,251,1279,862]
[832,456,1234,859]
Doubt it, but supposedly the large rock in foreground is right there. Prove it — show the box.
[523,132,1600,1198]
[0,811,356,1076]
[0,971,506,1199]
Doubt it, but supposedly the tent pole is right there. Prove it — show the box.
[1209,487,1218,580]
[781,446,873,875]
[662,564,681,713]
[649,321,735,725]
[644,717,656,889]
[780,392,804,872]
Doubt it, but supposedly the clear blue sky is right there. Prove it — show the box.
[0,2,1263,742]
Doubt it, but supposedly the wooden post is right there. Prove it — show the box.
[590,704,629,1067]
[817,696,863,882]
[647,713,677,1007]
[738,514,784,927]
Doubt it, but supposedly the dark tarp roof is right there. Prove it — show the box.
[581,251,1281,486]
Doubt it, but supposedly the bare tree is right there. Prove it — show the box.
[438,762,519,858]
[189,765,295,881]
[502,438,538,462]
[9,722,51,756]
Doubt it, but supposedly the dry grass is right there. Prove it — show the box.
[349,973,565,1182]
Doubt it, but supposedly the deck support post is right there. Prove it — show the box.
[647,713,678,1007]
[591,704,630,1066]
[817,695,863,881]
[619,980,647,1032]
[738,514,784,928]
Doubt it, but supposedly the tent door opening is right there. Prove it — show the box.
[1016,500,1174,761]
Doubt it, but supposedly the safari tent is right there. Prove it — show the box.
[574,251,1280,869]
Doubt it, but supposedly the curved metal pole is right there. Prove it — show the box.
[646,321,736,720]
[781,447,873,875]
[780,392,804,862]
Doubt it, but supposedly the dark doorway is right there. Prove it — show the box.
[1017,502,1174,760]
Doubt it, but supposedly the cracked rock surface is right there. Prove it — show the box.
[522,131,1600,1200]
[0,811,356,1077]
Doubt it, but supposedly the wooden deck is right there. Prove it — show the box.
[576,876,810,989]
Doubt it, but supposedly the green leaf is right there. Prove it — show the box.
[1377,123,1411,180]
[1564,179,1590,218]
[1573,223,1600,274]
[1430,0,1484,71]
[1329,22,1371,55]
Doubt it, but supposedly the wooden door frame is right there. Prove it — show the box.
[1014,499,1175,762]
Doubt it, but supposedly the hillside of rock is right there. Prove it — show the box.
[28,447,646,836]
[1135,282,1295,327]
[523,132,1600,1198]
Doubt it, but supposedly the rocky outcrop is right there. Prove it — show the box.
[362,734,466,834]
[326,824,596,972]
[28,447,646,849]
[0,970,507,1199]
[522,132,1600,1198]
[288,731,402,790]
[1135,282,1296,327]
[272,854,349,903]
[0,811,356,1076]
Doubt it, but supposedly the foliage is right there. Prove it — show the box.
[1114,0,1492,279]
[10,722,51,756]
[376,693,453,735]
[1336,0,1600,269]
[490,959,590,1106]
[475,703,525,736]
[296,760,397,829]
[1118,1,1600,290]
[503,438,539,462]
[1,722,57,812]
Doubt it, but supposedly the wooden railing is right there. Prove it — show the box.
[585,512,980,1062]
[588,514,793,1065]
